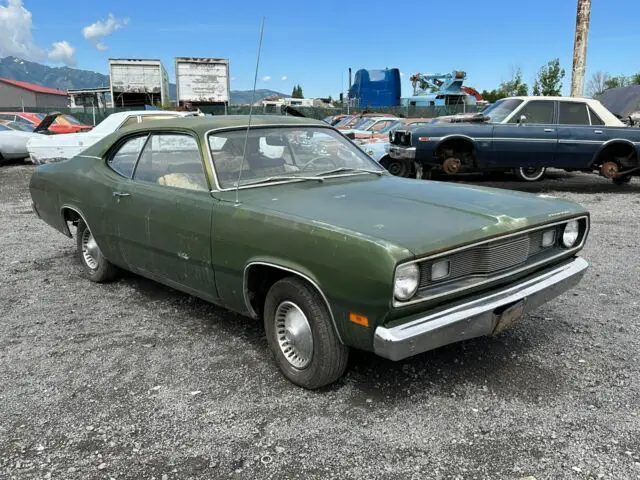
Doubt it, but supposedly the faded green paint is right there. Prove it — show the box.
[29,116,588,352]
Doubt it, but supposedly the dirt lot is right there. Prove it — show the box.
[1,163,639,479]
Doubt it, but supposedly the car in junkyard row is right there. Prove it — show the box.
[0,111,93,134]
[30,115,590,388]
[388,96,640,183]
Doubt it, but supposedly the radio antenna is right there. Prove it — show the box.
[235,17,265,205]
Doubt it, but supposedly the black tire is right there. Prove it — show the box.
[264,276,349,389]
[515,166,546,182]
[76,219,119,283]
[380,156,409,177]
[613,175,632,185]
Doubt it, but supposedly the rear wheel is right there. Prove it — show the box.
[76,219,120,282]
[515,166,546,182]
[264,276,349,389]
[380,156,409,177]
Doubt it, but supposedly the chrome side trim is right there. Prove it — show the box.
[242,261,343,344]
[393,215,590,308]
[558,139,604,145]
[375,257,589,361]
[492,137,557,143]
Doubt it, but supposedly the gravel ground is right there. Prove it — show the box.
[1,163,639,480]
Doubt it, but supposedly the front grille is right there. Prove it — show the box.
[417,227,564,290]
[391,130,411,146]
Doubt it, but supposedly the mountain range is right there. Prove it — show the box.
[0,56,286,104]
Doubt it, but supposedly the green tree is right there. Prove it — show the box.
[532,58,566,96]
[498,68,528,97]
[291,84,304,98]
[604,75,629,90]
[480,89,507,103]
[631,73,640,85]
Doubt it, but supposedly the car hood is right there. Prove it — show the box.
[221,176,585,256]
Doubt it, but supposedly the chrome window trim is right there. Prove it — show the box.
[204,124,384,192]
[243,261,343,344]
[393,215,590,308]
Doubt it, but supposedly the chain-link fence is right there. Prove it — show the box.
[0,103,487,125]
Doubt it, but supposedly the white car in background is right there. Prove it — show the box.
[0,113,60,165]
[26,110,197,164]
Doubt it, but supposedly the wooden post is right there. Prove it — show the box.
[570,0,591,97]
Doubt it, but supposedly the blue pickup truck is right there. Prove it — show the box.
[388,96,640,184]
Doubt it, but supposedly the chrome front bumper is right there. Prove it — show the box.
[374,257,589,361]
[388,146,416,160]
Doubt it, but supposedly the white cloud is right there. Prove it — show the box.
[262,75,271,81]
[280,76,288,81]
[0,0,44,61]
[82,13,128,50]
[47,40,76,66]
[400,71,404,77]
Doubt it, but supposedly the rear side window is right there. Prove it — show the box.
[588,107,604,125]
[107,135,148,178]
[511,101,554,124]
[133,134,208,191]
[559,102,590,125]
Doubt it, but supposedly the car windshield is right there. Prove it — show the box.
[350,118,376,130]
[56,114,84,125]
[334,116,354,127]
[6,121,34,131]
[480,99,524,123]
[379,120,401,133]
[209,126,385,188]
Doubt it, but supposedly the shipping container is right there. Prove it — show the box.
[109,58,169,108]
[175,57,230,106]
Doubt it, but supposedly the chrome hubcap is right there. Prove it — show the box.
[275,301,313,369]
[81,228,100,270]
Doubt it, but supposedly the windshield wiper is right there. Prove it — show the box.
[314,167,385,177]
[236,175,325,187]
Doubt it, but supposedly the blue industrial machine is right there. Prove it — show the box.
[401,71,478,107]
[348,68,401,108]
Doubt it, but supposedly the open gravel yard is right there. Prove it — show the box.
[1,163,639,479]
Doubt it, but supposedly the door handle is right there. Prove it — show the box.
[543,128,555,132]
[594,130,603,134]
[112,191,130,197]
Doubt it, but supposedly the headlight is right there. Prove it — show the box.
[394,264,419,301]
[562,220,579,247]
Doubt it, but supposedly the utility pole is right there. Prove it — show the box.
[570,0,591,97]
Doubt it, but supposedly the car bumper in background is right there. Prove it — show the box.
[373,257,589,361]
[388,146,416,160]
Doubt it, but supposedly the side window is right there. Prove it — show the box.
[510,101,554,124]
[370,121,391,132]
[120,116,139,128]
[588,107,604,126]
[558,102,590,125]
[107,135,148,178]
[133,134,208,191]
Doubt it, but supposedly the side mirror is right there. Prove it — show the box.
[518,114,527,125]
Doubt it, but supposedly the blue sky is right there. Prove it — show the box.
[2,0,639,98]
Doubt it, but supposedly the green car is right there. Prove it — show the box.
[29,115,590,389]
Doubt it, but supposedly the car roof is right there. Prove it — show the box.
[116,114,326,135]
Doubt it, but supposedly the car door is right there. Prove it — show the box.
[555,101,608,168]
[491,100,558,167]
[104,131,217,301]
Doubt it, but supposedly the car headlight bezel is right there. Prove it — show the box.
[394,263,420,301]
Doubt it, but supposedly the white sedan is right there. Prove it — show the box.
[0,121,47,164]
[26,110,198,164]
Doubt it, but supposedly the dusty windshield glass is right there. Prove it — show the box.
[209,127,384,188]
[480,98,523,123]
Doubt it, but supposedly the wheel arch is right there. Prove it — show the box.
[590,139,637,167]
[243,260,343,344]
[435,134,478,156]
[60,204,92,238]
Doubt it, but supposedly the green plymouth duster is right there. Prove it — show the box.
[29,115,590,389]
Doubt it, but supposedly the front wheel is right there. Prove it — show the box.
[380,156,410,177]
[264,277,349,389]
[515,166,546,182]
[76,219,120,282]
